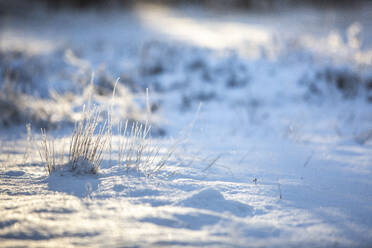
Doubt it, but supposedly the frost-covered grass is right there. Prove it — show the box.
[67,106,108,174]
[38,105,108,175]
[117,105,179,176]
[38,86,175,176]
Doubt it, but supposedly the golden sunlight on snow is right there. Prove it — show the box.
[135,5,272,50]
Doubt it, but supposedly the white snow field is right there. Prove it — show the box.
[1,3,372,247]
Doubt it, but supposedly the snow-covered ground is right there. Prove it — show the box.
[1,3,372,247]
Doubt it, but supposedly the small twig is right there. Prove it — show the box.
[278,183,282,200]
[202,154,222,172]
[303,151,314,167]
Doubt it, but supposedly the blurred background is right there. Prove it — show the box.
[0,0,365,11]
[0,0,371,133]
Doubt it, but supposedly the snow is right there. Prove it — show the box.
[1,3,372,247]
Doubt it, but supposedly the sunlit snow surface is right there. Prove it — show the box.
[1,3,372,247]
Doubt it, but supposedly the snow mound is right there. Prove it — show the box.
[47,161,99,197]
[51,157,96,176]
[177,188,253,217]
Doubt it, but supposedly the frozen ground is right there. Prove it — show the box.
[1,3,372,247]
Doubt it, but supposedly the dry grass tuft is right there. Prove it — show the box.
[38,85,177,176]
[68,105,108,174]
[117,119,179,176]
[39,105,108,175]
[117,89,179,176]
[39,128,57,174]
